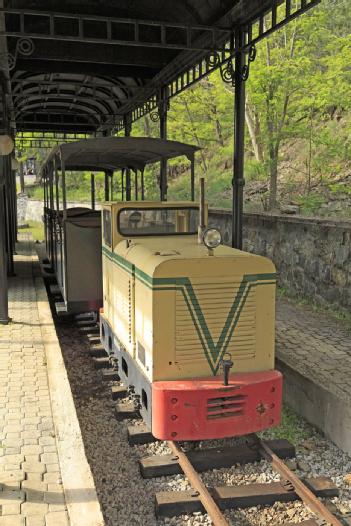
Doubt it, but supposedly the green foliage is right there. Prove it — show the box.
[19,221,44,241]
[297,194,326,214]
[260,405,314,444]
[329,183,351,195]
[17,0,351,218]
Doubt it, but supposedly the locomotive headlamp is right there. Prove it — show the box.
[203,228,222,250]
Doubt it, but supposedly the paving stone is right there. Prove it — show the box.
[47,504,67,513]
[2,240,71,525]
[21,446,42,456]
[42,447,55,454]
[40,454,58,465]
[21,502,48,517]
[3,440,23,449]
[0,455,24,466]
[0,490,25,505]
[2,504,21,515]
[45,465,59,474]
[42,473,61,484]
[21,480,47,493]
[2,450,19,459]
[0,471,25,484]
[44,487,65,505]
[21,462,46,475]
[0,516,25,526]
[45,511,69,526]
[24,456,40,464]
[25,517,45,526]
[25,473,42,482]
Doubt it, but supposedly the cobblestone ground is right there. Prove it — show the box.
[276,297,351,401]
[0,236,69,526]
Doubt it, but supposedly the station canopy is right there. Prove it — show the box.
[41,137,200,172]
[2,0,320,140]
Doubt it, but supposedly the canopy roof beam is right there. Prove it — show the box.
[115,0,320,129]
[1,8,232,53]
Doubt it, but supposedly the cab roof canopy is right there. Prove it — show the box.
[2,0,319,140]
[42,137,200,172]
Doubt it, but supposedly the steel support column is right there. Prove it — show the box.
[9,157,16,252]
[134,171,138,201]
[232,29,246,250]
[110,172,114,200]
[104,170,110,201]
[5,156,14,275]
[121,170,124,201]
[0,156,8,324]
[159,87,168,201]
[141,169,145,200]
[91,173,95,209]
[190,156,195,201]
[124,114,132,201]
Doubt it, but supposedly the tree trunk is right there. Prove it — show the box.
[268,154,278,210]
[245,96,264,162]
[144,115,152,137]
[184,100,208,173]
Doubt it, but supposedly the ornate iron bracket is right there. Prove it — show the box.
[6,38,35,71]
[151,89,170,123]
[150,111,160,123]
[220,44,257,86]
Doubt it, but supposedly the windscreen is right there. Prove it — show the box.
[118,207,199,236]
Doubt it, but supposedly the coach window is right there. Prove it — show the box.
[103,209,112,247]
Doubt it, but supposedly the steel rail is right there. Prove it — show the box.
[168,441,229,526]
[257,438,343,526]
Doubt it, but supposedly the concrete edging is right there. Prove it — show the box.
[33,262,105,526]
[277,358,351,455]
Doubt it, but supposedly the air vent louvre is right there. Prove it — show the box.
[206,393,247,420]
[175,279,256,365]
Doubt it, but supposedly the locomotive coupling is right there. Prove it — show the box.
[221,352,234,386]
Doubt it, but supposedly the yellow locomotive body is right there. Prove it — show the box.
[100,201,282,440]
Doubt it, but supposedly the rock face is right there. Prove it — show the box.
[209,209,351,312]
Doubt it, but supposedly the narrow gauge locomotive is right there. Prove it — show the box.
[100,191,282,441]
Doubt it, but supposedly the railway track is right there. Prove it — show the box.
[46,296,345,526]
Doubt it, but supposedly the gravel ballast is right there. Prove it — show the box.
[54,319,351,526]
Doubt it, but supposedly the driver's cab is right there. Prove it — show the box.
[101,201,207,324]
[102,201,206,250]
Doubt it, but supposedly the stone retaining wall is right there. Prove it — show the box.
[209,209,351,311]
[18,196,101,223]
[18,199,350,310]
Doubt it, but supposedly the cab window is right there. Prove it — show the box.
[103,209,112,246]
[117,207,199,237]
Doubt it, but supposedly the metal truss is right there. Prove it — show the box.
[116,0,321,128]
[15,132,98,150]
[15,138,92,149]
[12,78,142,99]
[15,112,121,126]
[243,0,321,51]
[0,8,231,53]
[9,0,321,139]
[16,132,95,141]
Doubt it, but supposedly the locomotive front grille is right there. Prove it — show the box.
[206,394,247,420]
[175,279,256,366]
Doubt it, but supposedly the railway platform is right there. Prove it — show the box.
[276,297,351,456]
[0,235,104,526]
